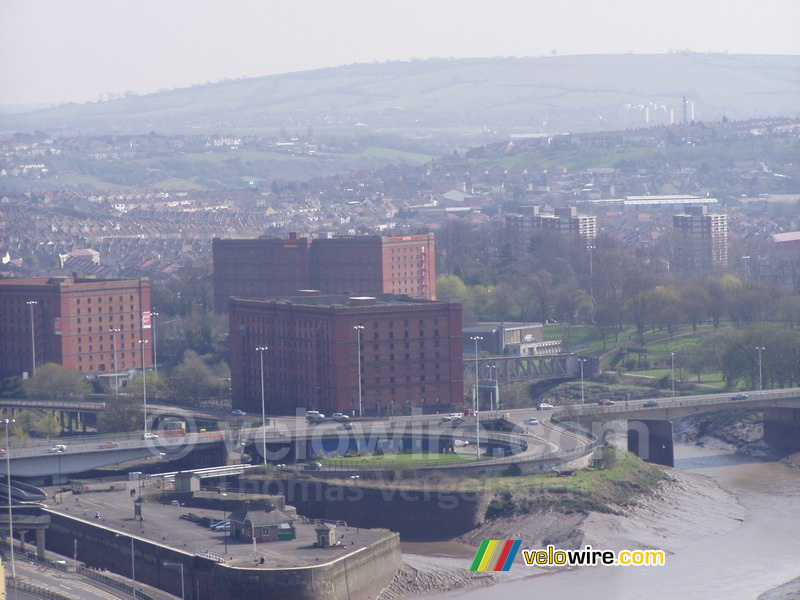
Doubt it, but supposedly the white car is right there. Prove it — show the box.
[537,403,554,410]
[142,432,159,440]
[332,413,349,422]
[231,409,247,417]
[49,444,67,453]
[528,417,539,425]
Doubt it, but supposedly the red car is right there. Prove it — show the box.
[598,399,616,406]
[97,440,120,449]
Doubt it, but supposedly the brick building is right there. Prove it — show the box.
[672,205,728,272]
[213,233,436,312]
[0,275,152,378]
[229,293,463,416]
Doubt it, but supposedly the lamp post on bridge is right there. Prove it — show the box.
[756,346,765,395]
[109,328,121,398]
[470,336,483,459]
[27,300,38,377]
[151,311,159,403]
[256,346,268,469]
[139,339,149,436]
[354,325,365,417]
[671,352,675,399]
[4,418,17,585]
[579,358,587,404]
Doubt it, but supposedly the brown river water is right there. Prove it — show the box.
[405,443,800,600]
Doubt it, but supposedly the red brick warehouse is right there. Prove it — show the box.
[229,293,462,417]
[213,233,437,312]
[0,275,152,378]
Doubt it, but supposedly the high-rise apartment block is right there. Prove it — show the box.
[672,205,728,271]
[213,233,436,312]
[229,293,463,416]
[506,206,597,255]
[0,275,152,378]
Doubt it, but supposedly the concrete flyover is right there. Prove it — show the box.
[1,431,231,479]
[0,397,229,433]
[554,387,800,467]
[238,413,597,477]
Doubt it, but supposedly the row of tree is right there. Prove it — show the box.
[438,231,800,348]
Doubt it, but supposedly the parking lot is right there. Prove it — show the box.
[46,484,391,569]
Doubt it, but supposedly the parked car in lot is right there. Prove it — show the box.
[731,392,749,401]
[598,399,616,406]
[537,403,554,410]
[231,409,247,417]
[643,400,658,408]
[332,412,349,422]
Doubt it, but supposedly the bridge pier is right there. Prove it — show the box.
[628,419,674,467]
[764,407,800,452]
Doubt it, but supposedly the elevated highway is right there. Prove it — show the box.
[553,387,800,466]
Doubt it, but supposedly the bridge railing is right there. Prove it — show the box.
[567,387,800,419]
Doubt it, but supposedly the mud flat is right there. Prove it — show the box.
[379,464,745,599]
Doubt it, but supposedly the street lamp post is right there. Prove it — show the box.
[151,311,159,403]
[221,492,228,555]
[354,325,364,417]
[670,352,675,399]
[756,346,765,394]
[579,358,586,404]
[4,418,16,583]
[470,336,483,459]
[256,346,268,469]
[488,365,497,416]
[109,328,121,398]
[163,562,185,600]
[26,300,37,377]
[139,340,149,435]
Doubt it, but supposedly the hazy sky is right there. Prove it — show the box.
[2,0,798,106]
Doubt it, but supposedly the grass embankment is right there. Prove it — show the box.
[309,447,668,516]
[320,452,477,470]
[485,447,668,517]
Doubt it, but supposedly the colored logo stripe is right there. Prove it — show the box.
[478,540,498,571]
[470,540,521,571]
[469,540,490,571]
[496,540,521,571]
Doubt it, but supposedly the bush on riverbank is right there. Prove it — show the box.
[485,447,668,518]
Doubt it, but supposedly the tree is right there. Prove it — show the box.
[437,274,475,322]
[23,363,90,400]
[97,397,143,433]
[167,350,227,406]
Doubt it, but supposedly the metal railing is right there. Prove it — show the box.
[561,387,800,420]
[9,579,77,600]
[77,566,159,600]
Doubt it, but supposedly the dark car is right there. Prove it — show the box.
[643,400,658,408]
[731,392,749,401]
[598,399,615,406]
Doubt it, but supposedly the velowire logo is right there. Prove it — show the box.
[469,540,521,572]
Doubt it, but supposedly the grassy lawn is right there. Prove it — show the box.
[320,452,477,470]
[314,448,667,512]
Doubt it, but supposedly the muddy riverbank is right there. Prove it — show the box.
[381,445,800,600]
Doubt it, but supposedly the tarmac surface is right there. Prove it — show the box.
[46,484,391,569]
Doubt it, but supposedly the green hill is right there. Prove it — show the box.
[2,54,799,135]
